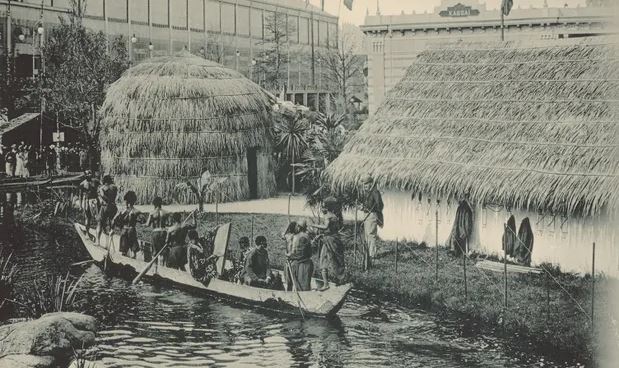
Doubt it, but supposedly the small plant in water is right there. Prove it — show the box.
[0,251,18,320]
[70,342,99,368]
[15,271,83,319]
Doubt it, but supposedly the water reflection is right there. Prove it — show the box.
[69,264,568,368]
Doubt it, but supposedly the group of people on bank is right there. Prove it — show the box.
[78,171,384,292]
[1,142,91,178]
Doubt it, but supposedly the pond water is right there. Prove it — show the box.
[3,220,580,367]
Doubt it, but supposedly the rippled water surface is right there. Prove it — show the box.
[5,224,577,367]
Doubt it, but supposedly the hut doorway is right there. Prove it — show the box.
[247,148,258,199]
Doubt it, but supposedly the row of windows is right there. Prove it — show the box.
[19,0,337,47]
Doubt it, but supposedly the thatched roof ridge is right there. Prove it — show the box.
[327,37,618,216]
[100,52,277,203]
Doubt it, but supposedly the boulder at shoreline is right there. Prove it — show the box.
[0,312,96,368]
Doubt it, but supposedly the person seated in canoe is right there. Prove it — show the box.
[96,174,118,247]
[164,212,197,270]
[310,197,346,291]
[145,196,169,263]
[112,190,140,258]
[78,170,100,239]
[243,236,272,287]
[285,220,314,292]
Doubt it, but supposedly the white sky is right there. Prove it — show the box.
[308,0,588,25]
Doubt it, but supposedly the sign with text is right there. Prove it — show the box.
[439,3,480,17]
[53,132,65,142]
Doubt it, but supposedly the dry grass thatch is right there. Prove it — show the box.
[327,38,618,216]
[100,52,277,204]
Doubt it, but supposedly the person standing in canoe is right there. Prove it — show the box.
[233,236,252,283]
[361,174,383,259]
[79,170,100,238]
[286,220,314,292]
[311,197,345,291]
[113,191,140,258]
[96,174,118,247]
[164,212,197,269]
[145,196,169,263]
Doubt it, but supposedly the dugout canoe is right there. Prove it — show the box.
[73,223,352,317]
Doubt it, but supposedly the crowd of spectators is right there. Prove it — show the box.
[1,142,90,179]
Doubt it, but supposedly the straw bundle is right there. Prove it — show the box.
[327,38,618,216]
[99,52,277,204]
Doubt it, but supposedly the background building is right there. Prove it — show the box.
[0,0,339,113]
[361,0,612,114]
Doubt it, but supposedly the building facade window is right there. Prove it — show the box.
[207,0,220,32]
[221,3,235,34]
[237,6,250,36]
[299,17,309,44]
[251,8,263,39]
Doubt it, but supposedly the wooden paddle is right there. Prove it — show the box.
[132,209,197,285]
[286,259,306,320]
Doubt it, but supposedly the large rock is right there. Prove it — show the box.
[0,312,96,367]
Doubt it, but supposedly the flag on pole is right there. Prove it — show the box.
[501,0,513,16]
[344,0,354,11]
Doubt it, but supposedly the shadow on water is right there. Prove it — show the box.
[1,212,581,367]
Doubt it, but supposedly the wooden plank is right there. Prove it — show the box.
[476,260,542,275]
[214,223,232,275]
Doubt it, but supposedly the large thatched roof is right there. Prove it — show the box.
[100,52,276,203]
[328,38,618,216]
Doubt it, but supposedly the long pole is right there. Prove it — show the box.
[203,0,207,57]
[463,238,467,301]
[354,201,358,266]
[395,239,398,273]
[503,224,508,310]
[435,209,439,281]
[310,10,315,86]
[250,215,254,241]
[591,242,595,322]
[5,0,11,87]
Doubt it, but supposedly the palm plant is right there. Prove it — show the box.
[273,112,310,194]
[176,171,228,212]
[296,113,350,208]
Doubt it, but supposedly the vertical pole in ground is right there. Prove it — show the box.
[545,265,550,322]
[395,238,398,273]
[463,238,467,301]
[354,201,358,267]
[287,193,291,223]
[435,209,439,281]
[591,242,595,323]
[503,223,508,311]
[215,197,219,225]
[250,215,254,242]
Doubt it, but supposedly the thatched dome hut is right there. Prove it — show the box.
[327,37,618,276]
[99,53,277,204]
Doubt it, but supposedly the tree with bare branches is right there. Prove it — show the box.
[319,25,364,121]
[254,10,296,92]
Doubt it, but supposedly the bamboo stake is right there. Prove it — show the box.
[591,242,595,322]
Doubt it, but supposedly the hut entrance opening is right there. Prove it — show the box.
[247,147,258,199]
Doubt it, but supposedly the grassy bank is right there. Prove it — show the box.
[151,211,614,365]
